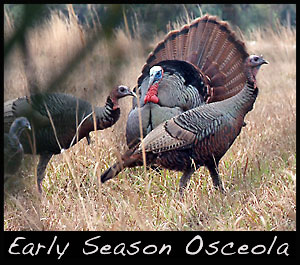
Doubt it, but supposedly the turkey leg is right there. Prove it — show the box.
[179,168,195,196]
[37,154,52,193]
[207,163,225,192]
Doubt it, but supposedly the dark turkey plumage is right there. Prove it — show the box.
[101,55,268,195]
[4,117,31,177]
[126,15,249,148]
[4,85,135,193]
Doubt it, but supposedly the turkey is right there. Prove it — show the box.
[101,55,268,195]
[4,117,31,177]
[126,15,249,148]
[4,86,136,193]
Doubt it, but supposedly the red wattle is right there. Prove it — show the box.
[144,94,159,104]
[144,83,159,104]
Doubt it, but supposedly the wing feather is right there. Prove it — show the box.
[136,101,231,154]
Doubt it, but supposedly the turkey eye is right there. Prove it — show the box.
[254,57,258,62]
[120,87,125,92]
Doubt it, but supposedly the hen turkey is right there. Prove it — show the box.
[101,55,268,195]
[126,15,249,148]
[4,86,135,193]
[4,117,31,178]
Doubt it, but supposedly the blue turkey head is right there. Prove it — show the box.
[148,66,164,88]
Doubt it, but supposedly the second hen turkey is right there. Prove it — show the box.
[4,86,135,192]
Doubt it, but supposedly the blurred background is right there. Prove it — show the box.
[4,3,296,99]
[5,4,296,36]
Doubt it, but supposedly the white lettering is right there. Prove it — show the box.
[83,236,100,255]
[8,237,25,255]
[22,243,35,256]
[267,235,277,254]
[8,236,68,259]
[186,235,203,255]
[205,241,219,255]
[159,244,172,255]
[143,245,157,255]
[221,242,235,255]
[114,243,126,256]
[100,244,111,255]
[237,244,249,254]
[57,242,69,260]
[277,243,289,256]
[251,245,266,255]
[127,241,141,255]
[47,235,57,255]
[35,243,46,255]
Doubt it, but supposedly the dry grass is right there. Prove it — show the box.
[4,10,296,231]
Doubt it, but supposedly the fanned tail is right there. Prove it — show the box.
[138,15,249,103]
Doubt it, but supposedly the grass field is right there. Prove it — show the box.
[4,9,296,231]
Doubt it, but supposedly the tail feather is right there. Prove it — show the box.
[177,25,189,61]
[101,162,123,183]
[193,16,219,68]
[185,19,199,62]
[101,148,139,183]
[164,32,175,59]
[138,14,249,103]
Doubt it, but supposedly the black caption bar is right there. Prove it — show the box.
[2,231,296,260]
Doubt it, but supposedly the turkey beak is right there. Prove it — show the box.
[130,90,137,98]
[260,55,268,65]
[148,75,155,89]
[27,124,31,131]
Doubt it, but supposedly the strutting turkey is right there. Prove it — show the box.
[4,86,136,193]
[126,15,250,148]
[4,117,31,177]
[101,55,268,195]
